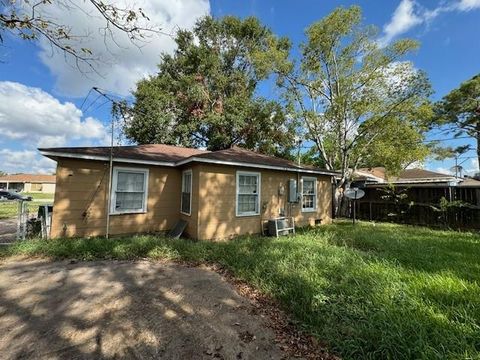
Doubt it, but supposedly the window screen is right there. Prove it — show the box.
[237,173,260,215]
[302,178,316,211]
[181,170,192,215]
[112,168,148,213]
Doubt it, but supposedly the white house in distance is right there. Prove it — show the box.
[0,174,56,193]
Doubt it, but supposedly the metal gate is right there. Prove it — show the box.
[0,200,53,244]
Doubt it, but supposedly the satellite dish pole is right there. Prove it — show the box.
[344,187,365,225]
[353,189,357,225]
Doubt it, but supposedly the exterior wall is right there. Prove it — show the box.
[24,182,56,193]
[50,158,333,240]
[50,159,183,238]
[196,164,333,240]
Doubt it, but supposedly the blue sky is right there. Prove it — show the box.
[0,0,479,174]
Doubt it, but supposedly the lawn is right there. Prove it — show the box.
[1,221,479,359]
[0,192,53,219]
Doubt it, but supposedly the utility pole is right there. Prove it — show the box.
[92,87,116,239]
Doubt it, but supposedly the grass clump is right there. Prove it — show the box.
[1,221,479,359]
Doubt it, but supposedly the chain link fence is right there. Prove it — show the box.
[0,198,53,244]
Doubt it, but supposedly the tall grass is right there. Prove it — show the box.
[1,221,479,359]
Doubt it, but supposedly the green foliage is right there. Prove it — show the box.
[377,184,412,220]
[430,196,474,228]
[432,144,471,161]
[2,222,480,359]
[280,6,432,185]
[434,74,480,171]
[124,16,295,155]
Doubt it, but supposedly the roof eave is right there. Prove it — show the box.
[40,150,337,176]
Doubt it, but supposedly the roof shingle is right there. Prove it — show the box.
[39,144,336,175]
[40,144,209,163]
[0,174,56,183]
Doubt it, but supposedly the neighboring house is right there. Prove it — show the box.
[0,173,56,193]
[349,167,480,229]
[351,167,480,205]
[40,144,337,240]
[353,167,460,187]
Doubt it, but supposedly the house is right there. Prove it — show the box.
[352,167,460,187]
[349,167,480,229]
[351,167,480,205]
[40,144,337,240]
[0,173,56,193]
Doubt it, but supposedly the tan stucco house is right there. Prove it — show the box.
[0,173,56,193]
[40,144,336,240]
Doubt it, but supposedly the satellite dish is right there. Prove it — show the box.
[344,188,365,200]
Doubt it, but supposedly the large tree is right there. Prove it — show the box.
[278,6,432,209]
[434,74,480,172]
[123,16,295,155]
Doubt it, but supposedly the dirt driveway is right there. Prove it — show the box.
[0,259,290,359]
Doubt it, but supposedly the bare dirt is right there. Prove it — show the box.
[0,259,292,359]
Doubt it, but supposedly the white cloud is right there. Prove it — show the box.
[457,0,480,11]
[30,0,210,97]
[379,0,480,45]
[0,149,56,174]
[435,166,454,175]
[379,0,422,46]
[464,158,479,175]
[0,81,106,148]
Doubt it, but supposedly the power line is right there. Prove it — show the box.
[80,88,94,111]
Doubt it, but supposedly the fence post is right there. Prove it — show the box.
[16,201,21,240]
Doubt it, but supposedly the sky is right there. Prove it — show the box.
[0,0,479,175]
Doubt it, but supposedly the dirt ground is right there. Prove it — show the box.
[0,259,291,360]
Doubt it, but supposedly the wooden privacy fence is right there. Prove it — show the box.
[353,200,480,230]
[345,185,480,230]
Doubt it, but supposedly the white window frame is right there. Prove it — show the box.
[180,169,192,216]
[236,171,261,217]
[301,176,317,213]
[110,166,149,215]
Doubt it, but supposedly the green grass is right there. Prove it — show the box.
[0,202,18,219]
[1,221,479,359]
[0,192,53,219]
[22,192,54,200]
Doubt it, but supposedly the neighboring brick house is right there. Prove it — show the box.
[0,173,56,193]
[40,144,337,240]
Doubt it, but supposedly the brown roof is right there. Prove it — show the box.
[194,146,328,171]
[356,167,456,183]
[458,178,480,187]
[40,144,337,175]
[356,167,387,180]
[0,174,56,183]
[40,144,210,163]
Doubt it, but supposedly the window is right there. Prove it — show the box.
[236,171,261,216]
[302,177,317,212]
[110,167,149,214]
[31,183,43,191]
[181,170,192,215]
